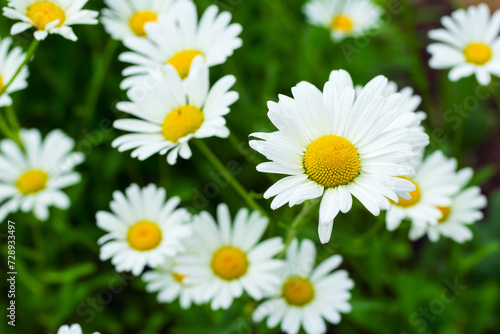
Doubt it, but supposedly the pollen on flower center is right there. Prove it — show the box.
[127,220,162,251]
[27,1,66,30]
[16,169,48,195]
[464,43,492,65]
[129,11,158,37]
[437,206,451,223]
[331,14,354,32]
[167,50,204,79]
[211,246,248,281]
[394,176,421,207]
[173,272,187,283]
[303,135,360,188]
[162,105,204,143]
[282,276,315,306]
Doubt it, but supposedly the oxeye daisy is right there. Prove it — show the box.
[408,164,487,243]
[119,0,242,89]
[385,151,464,233]
[0,36,29,107]
[57,324,99,334]
[0,129,84,222]
[249,70,423,243]
[354,79,429,152]
[112,57,238,165]
[177,204,284,310]
[2,0,98,41]
[97,183,191,276]
[427,4,500,85]
[252,239,354,334]
[303,0,382,42]
[101,0,186,41]
[142,257,204,309]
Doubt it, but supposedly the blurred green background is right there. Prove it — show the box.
[0,0,499,333]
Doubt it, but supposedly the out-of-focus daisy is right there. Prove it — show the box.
[250,70,423,243]
[355,79,429,152]
[253,239,354,334]
[112,57,238,165]
[303,0,382,42]
[101,0,186,41]
[143,256,204,309]
[119,1,242,89]
[0,129,84,222]
[57,324,99,334]
[3,0,98,41]
[0,36,29,107]
[409,164,487,243]
[427,4,500,85]
[177,204,284,310]
[386,151,464,232]
[97,183,191,276]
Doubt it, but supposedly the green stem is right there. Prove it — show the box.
[282,199,319,253]
[194,139,269,217]
[83,38,119,127]
[5,105,20,132]
[0,111,22,146]
[0,39,39,97]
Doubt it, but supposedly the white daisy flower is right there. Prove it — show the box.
[427,4,500,85]
[0,36,29,107]
[101,0,187,41]
[112,57,238,165]
[57,324,99,334]
[142,256,204,309]
[0,129,84,222]
[97,183,191,276]
[253,239,354,334]
[249,70,424,244]
[385,151,464,233]
[119,0,242,89]
[303,0,382,42]
[3,0,98,41]
[355,79,429,152]
[408,164,487,243]
[177,204,284,310]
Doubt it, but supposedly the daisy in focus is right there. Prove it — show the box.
[408,162,487,243]
[3,0,98,41]
[250,70,423,243]
[142,257,204,309]
[177,204,284,310]
[101,0,186,41]
[113,57,238,165]
[0,129,84,222]
[57,323,99,334]
[385,151,465,233]
[253,239,354,334]
[119,1,242,89]
[427,4,500,85]
[97,183,191,276]
[303,0,382,42]
[0,36,29,107]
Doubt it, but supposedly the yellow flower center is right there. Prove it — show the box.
[210,246,248,281]
[282,277,315,306]
[463,43,492,65]
[0,75,4,92]
[437,206,451,223]
[393,176,421,207]
[162,105,204,143]
[167,50,204,79]
[331,14,354,32]
[129,11,158,37]
[16,169,48,195]
[303,135,360,188]
[173,272,187,283]
[127,220,162,251]
[27,1,66,30]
